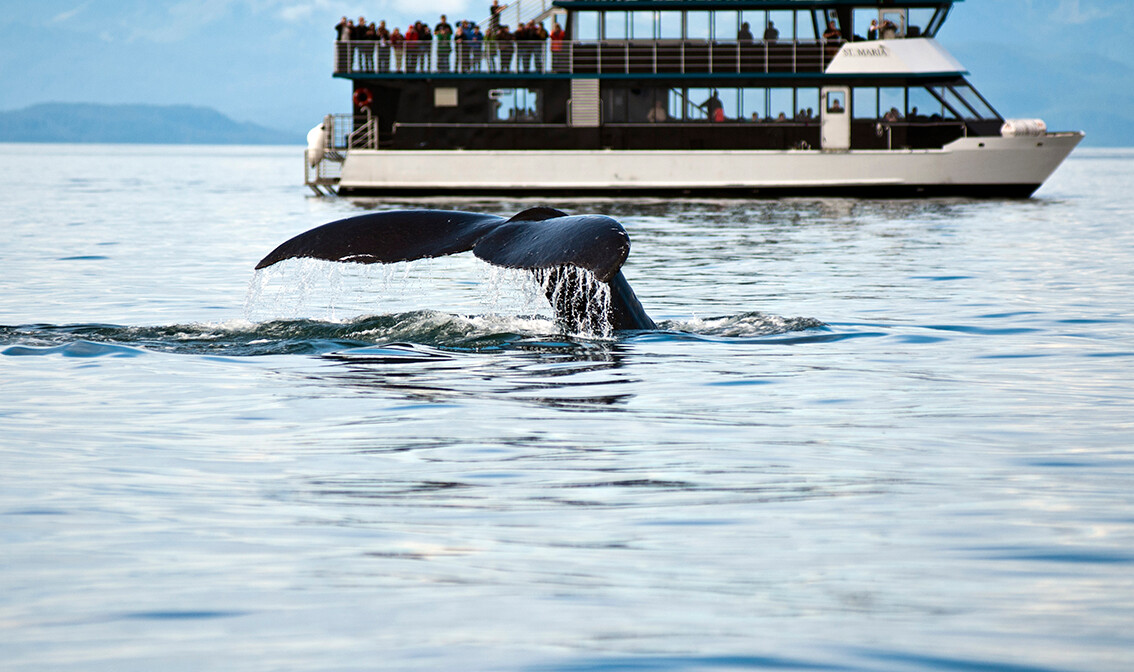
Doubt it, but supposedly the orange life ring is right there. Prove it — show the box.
[353,88,373,108]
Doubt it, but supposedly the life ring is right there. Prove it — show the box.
[353,88,373,108]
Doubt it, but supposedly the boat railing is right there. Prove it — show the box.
[334,38,844,76]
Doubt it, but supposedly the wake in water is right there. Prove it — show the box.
[0,310,828,358]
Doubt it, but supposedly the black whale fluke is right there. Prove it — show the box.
[255,207,656,331]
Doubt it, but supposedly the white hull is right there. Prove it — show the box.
[337,133,1083,197]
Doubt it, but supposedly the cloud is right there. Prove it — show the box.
[1055,0,1115,24]
[50,2,91,24]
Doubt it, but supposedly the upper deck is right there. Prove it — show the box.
[333,0,960,80]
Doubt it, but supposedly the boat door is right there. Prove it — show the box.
[821,87,850,150]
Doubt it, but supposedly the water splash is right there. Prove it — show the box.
[533,266,614,339]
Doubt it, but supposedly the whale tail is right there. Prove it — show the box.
[256,208,656,332]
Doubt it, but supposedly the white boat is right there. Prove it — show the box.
[306,0,1082,198]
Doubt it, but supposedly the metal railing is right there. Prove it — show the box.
[304,113,379,195]
[334,38,845,76]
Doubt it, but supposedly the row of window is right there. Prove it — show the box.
[479,85,997,124]
[571,7,940,41]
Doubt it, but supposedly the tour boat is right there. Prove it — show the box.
[306,0,1082,197]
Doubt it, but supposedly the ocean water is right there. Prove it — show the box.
[1,143,1132,672]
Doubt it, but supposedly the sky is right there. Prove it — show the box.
[0,0,1129,143]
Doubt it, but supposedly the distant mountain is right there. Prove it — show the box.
[0,103,301,145]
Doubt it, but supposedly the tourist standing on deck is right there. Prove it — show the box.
[376,20,390,72]
[351,17,368,71]
[490,1,502,31]
[404,22,418,72]
[390,27,404,72]
[335,17,352,73]
[471,24,484,72]
[532,21,549,72]
[420,21,433,72]
[435,16,452,72]
[497,25,514,73]
[550,20,565,72]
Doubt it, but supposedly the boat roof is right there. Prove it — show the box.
[553,0,958,9]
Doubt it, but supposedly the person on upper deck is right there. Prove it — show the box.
[823,21,842,43]
[376,20,390,72]
[550,20,566,71]
[490,1,502,31]
[390,27,404,72]
[436,15,453,72]
[867,19,879,41]
[738,22,754,43]
[496,25,515,73]
[335,17,352,72]
[763,21,779,43]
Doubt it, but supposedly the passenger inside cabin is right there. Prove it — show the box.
[702,90,724,122]
[867,20,879,41]
[648,100,668,123]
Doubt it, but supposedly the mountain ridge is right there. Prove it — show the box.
[0,103,301,145]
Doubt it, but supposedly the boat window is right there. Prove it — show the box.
[907,8,934,37]
[853,87,878,119]
[879,87,906,120]
[715,12,738,42]
[575,12,599,41]
[740,88,768,121]
[879,10,906,38]
[631,10,655,40]
[658,11,682,39]
[685,87,711,120]
[951,83,1000,120]
[909,87,957,120]
[852,8,877,40]
[686,11,711,40]
[769,88,794,122]
[797,88,820,119]
[604,11,628,40]
[825,90,845,114]
[489,89,541,122]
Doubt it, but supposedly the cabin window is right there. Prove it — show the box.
[879,87,906,120]
[686,11,711,40]
[489,88,542,122]
[880,10,907,38]
[575,12,599,41]
[740,88,768,121]
[907,8,934,37]
[604,11,628,39]
[853,87,878,119]
[657,12,682,39]
[631,10,655,40]
[825,90,845,114]
[434,87,458,108]
[769,88,795,122]
[909,87,957,120]
[950,84,999,120]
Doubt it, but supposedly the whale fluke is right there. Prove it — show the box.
[255,208,656,332]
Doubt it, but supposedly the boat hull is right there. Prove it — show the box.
[336,132,1084,198]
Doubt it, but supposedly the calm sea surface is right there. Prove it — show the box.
[2,143,1132,671]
